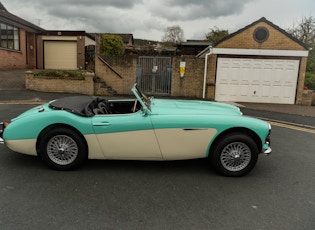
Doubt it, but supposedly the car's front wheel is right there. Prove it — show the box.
[38,127,88,170]
[210,133,259,177]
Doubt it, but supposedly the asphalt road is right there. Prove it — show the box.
[0,104,314,230]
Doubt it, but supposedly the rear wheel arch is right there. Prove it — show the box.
[36,124,89,170]
[36,124,88,156]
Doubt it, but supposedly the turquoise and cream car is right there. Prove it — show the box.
[0,84,271,176]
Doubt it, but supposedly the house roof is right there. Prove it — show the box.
[0,2,44,33]
[118,33,134,44]
[197,17,309,57]
[180,40,212,46]
[215,17,309,50]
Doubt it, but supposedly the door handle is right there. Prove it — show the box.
[93,122,111,126]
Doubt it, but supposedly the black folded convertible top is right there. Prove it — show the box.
[49,96,95,117]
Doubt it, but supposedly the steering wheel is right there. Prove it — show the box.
[132,99,138,113]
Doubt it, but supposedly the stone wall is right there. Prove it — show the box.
[301,90,313,106]
[171,56,206,98]
[95,56,211,99]
[25,57,313,106]
[25,71,94,95]
[95,56,136,95]
[215,21,306,50]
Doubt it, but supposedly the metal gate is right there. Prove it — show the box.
[136,56,172,94]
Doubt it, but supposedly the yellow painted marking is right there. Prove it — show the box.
[269,121,315,134]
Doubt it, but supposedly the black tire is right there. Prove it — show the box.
[38,127,88,170]
[210,133,259,177]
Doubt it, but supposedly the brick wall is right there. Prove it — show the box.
[216,22,306,50]
[95,56,137,95]
[25,71,94,95]
[0,29,27,69]
[95,55,212,99]
[296,57,308,104]
[36,35,44,69]
[77,36,85,69]
[171,56,206,98]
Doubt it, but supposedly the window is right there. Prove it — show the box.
[0,22,20,50]
[253,27,269,43]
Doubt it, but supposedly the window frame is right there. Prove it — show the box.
[0,22,20,51]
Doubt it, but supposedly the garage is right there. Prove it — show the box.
[197,17,309,105]
[215,57,300,104]
[44,41,77,70]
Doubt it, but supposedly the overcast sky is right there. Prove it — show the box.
[2,0,314,40]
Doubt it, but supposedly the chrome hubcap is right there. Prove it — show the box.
[47,135,78,165]
[220,142,251,171]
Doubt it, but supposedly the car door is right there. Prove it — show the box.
[150,115,217,160]
[91,112,162,160]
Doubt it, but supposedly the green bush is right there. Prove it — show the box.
[100,34,125,57]
[305,72,315,90]
[34,70,85,79]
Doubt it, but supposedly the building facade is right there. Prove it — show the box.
[0,2,44,69]
[199,17,309,104]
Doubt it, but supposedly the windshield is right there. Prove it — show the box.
[132,84,151,110]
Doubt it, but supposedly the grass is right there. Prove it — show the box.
[34,70,86,80]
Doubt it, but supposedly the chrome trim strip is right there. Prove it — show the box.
[182,128,208,131]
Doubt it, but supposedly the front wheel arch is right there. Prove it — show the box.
[209,127,262,157]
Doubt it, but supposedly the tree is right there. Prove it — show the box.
[288,16,315,90]
[288,16,315,46]
[288,16,315,73]
[162,25,184,46]
[205,27,229,44]
[100,34,125,56]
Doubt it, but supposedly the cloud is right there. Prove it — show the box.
[2,0,314,40]
[149,0,251,21]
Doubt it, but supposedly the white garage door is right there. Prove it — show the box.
[44,41,77,70]
[215,58,300,104]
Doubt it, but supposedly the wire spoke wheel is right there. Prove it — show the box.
[220,142,251,172]
[39,127,88,170]
[47,135,79,165]
[211,133,258,177]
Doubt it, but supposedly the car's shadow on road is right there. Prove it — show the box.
[1,150,270,178]
[2,150,217,175]
[86,158,212,174]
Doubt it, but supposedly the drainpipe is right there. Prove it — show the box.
[202,46,213,99]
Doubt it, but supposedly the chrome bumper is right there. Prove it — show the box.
[0,122,4,144]
[262,123,272,155]
[263,147,272,155]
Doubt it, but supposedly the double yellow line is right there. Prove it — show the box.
[268,121,315,134]
[253,116,315,134]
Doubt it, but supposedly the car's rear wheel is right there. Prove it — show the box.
[38,127,88,170]
[210,133,259,177]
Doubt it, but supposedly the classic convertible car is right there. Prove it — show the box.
[0,84,271,176]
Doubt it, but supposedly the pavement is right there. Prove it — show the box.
[1,69,315,122]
